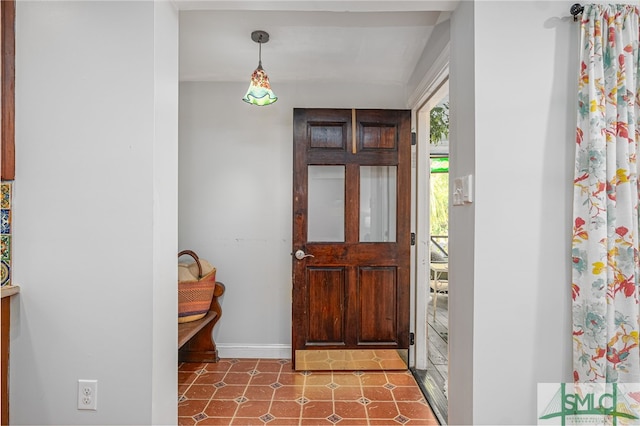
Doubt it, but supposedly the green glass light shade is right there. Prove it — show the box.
[242,65,278,106]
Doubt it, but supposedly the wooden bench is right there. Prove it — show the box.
[178,281,225,363]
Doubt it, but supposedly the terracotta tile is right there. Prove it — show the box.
[230,417,266,425]
[266,418,301,425]
[337,420,373,425]
[177,399,209,417]
[184,384,216,400]
[269,400,302,419]
[370,420,401,425]
[385,372,417,386]
[272,386,305,401]
[406,419,440,425]
[366,401,399,419]
[392,386,425,402]
[182,360,437,426]
[211,385,247,400]
[305,373,333,386]
[255,360,287,372]
[303,385,334,401]
[334,400,368,419]
[235,400,272,417]
[196,417,236,425]
[228,360,260,372]
[277,372,307,386]
[194,372,227,385]
[177,416,197,426]
[178,372,199,385]
[205,361,234,373]
[331,374,361,386]
[223,372,253,385]
[301,401,334,418]
[179,362,207,372]
[362,386,394,401]
[244,385,275,401]
[249,372,280,385]
[380,359,409,370]
[332,386,363,401]
[396,401,438,420]
[204,399,239,417]
[359,373,389,386]
[300,418,333,425]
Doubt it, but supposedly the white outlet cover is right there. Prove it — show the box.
[77,379,98,411]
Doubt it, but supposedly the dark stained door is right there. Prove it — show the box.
[292,108,411,371]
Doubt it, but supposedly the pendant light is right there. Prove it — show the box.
[242,30,278,106]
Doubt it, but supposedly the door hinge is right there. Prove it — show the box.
[409,332,415,346]
[410,232,416,246]
[411,132,416,146]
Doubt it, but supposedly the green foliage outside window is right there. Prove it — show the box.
[430,102,449,144]
[430,172,449,237]
[429,101,449,240]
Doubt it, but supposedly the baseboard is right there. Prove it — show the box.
[217,344,291,360]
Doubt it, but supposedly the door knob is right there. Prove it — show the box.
[294,250,314,260]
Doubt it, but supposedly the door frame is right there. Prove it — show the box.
[408,59,449,370]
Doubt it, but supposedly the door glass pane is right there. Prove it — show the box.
[308,165,345,242]
[360,166,396,242]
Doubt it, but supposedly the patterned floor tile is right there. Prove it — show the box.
[178,359,438,425]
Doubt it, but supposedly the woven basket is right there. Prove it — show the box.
[178,250,216,324]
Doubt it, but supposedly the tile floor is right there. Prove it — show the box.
[178,359,439,425]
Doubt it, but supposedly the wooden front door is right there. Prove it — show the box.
[292,108,411,371]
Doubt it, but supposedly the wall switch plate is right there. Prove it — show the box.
[462,174,473,203]
[77,379,98,410]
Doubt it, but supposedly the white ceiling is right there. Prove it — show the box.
[177,1,457,85]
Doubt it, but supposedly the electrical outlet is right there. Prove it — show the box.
[77,379,98,410]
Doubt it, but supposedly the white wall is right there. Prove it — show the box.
[178,81,406,358]
[12,1,178,424]
[448,1,575,423]
[448,1,475,425]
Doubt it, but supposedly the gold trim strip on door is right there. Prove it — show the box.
[351,109,357,154]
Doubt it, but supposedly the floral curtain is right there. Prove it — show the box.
[573,4,640,383]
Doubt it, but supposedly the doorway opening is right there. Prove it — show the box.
[411,84,449,425]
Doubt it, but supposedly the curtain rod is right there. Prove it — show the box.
[571,3,584,21]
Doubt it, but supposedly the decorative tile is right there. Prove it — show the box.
[213,381,226,388]
[384,383,397,390]
[327,414,343,424]
[270,382,283,389]
[357,397,371,405]
[1,260,9,286]
[394,414,410,424]
[248,369,260,376]
[195,369,207,375]
[1,182,11,210]
[277,359,290,365]
[1,209,10,234]
[178,395,187,402]
[192,412,207,421]
[1,235,10,262]
[296,396,310,405]
[352,371,365,376]
[234,396,248,404]
[326,382,339,389]
[259,413,275,423]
